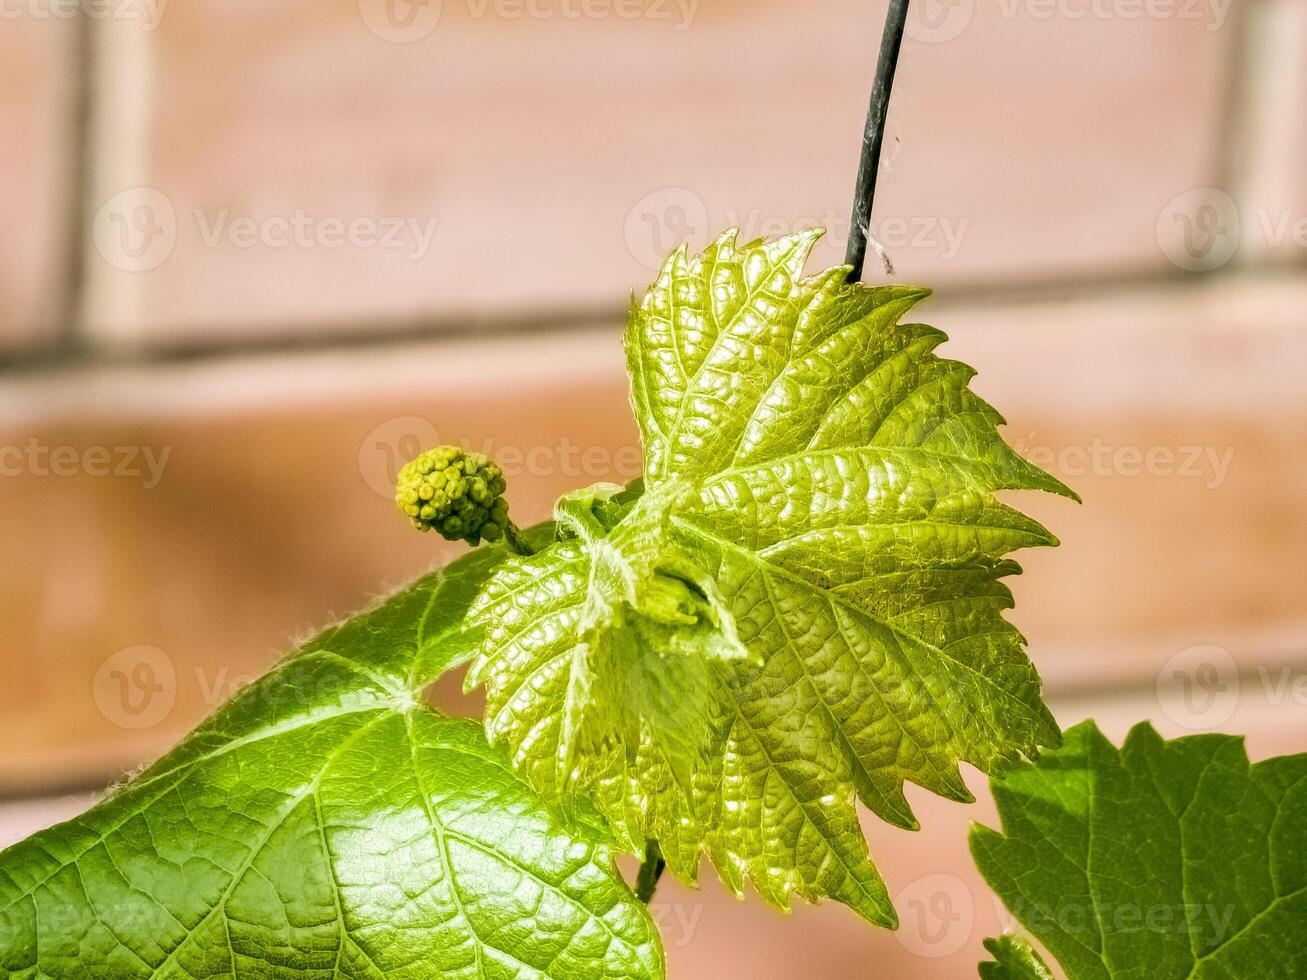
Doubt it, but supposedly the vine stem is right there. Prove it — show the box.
[634,841,666,904]
[844,0,911,283]
[503,521,535,557]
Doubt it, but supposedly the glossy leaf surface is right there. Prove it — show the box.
[470,230,1072,925]
[0,539,663,979]
[973,721,1307,979]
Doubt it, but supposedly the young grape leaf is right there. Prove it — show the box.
[468,229,1075,926]
[979,935,1055,979]
[972,720,1307,979]
[0,535,664,980]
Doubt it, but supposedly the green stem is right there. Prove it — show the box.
[634,840,665,904]
[504,521,535,557]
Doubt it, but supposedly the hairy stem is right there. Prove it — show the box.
[844,0,911,282]
[504,522,536,557]
[634,840,666,904]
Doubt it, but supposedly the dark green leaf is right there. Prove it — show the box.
[973,720,1307,980]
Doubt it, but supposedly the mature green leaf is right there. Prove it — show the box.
[468,229,1073,926]
[973,720,1307,979]
[0,537,663,980]
[978,935,1055,979]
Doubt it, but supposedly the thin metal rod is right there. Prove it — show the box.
[55,9,97,354]
[845,0,911,282]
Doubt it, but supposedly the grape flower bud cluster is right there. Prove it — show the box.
[395,446,510,545]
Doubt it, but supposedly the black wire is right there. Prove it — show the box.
[845,0,911,282]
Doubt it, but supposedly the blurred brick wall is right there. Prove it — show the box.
[74,0,1246,344]
[0,16,75,350]
[2,1,1306,976]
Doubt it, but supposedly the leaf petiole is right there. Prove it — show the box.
[504,521,536,557]
[635,840,666,904]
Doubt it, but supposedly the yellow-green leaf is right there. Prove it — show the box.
[469,229,1073,926]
